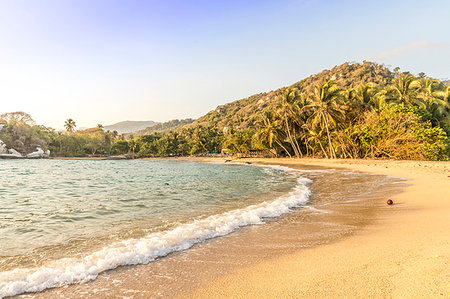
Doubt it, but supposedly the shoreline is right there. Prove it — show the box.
[17,157,429,298]
[188,158,449,298]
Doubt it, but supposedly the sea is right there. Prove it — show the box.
[0,159,406,298]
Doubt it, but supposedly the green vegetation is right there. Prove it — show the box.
[0,113,116,157]
[1,62,448,160]
[183,62,449,160]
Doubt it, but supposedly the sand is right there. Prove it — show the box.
[15,158,449,298]
[188,158,450,298]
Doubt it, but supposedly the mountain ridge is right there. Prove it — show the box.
[104,120,158,134]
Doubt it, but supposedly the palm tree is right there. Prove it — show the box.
[64,118,76,133]
[429,84,450,126]
[418,78,448,126]
[371,87,390,112]
[256,111,292,157]
[420,78,439,102]
[303,80,343,159]
[304,125,328,158]
[353,83,376,112]
[389,73,424,107]
[277,90,302,158]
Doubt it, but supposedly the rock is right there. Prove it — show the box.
[26,147,45,159]
[0,148,24,159]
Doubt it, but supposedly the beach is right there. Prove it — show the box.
[12,158,446,298]
[189,158,450,298]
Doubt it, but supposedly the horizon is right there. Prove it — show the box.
[1,0,449,129]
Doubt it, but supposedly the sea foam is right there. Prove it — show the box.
[0,170,311,298]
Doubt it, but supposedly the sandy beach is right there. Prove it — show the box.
[16,158,449,298]
[189,158,450,298]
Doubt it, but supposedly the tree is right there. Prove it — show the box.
[0,111,36,126]
[111,140,129,155]
[277,90,302,158]
[418,78,448,126]
[303,80,344,159]
[255,111,292,157]
[389,73,424,107]
[64,119,76,133]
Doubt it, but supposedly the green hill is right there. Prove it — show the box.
[188,62,395,131]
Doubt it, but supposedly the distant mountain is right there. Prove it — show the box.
[129,118,195,137]
[104,120,158,134]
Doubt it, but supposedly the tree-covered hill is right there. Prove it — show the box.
[177,61,449,160]
[189,62,396,132]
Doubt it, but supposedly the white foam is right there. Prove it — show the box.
[0,176,311,298]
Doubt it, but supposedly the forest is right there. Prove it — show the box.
[1,62,448,160]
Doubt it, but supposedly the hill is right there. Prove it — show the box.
[187,62,395,131]
[104,120,158,134]
[128,118,195,137]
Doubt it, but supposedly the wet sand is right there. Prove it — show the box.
[189,158,450,298]
[16,158,422,298]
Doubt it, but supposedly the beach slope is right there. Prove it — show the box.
[189,159,449,298]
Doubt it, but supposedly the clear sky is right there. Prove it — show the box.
[0,0,449,129]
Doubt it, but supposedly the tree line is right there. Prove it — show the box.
[1,71,448,160]
[119,72,448,161]
[251,74,449,160]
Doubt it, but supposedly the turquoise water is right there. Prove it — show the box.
[0,160,307,297]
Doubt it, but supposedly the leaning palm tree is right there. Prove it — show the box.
[304,125,328,158]
[256,111,292,157]
[303,80,343,159]
[276,89,302,158]
[64,118,76,133]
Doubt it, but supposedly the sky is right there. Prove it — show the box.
[0,0,449,129]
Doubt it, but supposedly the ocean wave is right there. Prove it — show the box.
[0,174,311,298]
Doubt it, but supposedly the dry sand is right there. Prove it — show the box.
[188,158,449,298]
[19,158,449,298]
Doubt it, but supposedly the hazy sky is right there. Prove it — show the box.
[0,0,449,129]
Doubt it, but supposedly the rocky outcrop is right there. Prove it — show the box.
[26,147,45,158]
[0,141,50,159]
[0,148,24,159]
